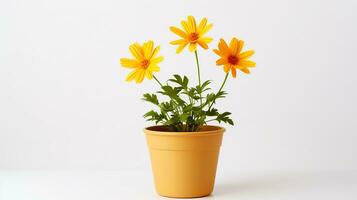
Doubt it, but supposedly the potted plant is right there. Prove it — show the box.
[120,16,256,198]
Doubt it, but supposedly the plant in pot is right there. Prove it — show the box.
[120,16,256,198]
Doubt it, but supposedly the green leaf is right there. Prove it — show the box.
[159,101,175,112]
[216,90,227,100]
[179,113,189,121]
[183,104,193,113]
[216,112,234,126]
[143,110,165,124]
[196,80,212,93]
[158,85,186,105]
[142,93,159,105]
[206,108,219,116]
[169,74,189,89]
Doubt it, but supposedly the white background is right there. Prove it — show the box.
[1,0,357,199]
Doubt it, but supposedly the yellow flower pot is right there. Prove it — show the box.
[144,125,225,198]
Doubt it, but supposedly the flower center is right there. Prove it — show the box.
[140,59,150,69]
[228,55,239,65]
[188,33,199,42]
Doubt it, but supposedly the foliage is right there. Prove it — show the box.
[143,74,233,132]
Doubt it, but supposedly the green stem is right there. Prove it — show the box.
[208,72,229,111]
[153,75,163,87]
[194,50,202,105]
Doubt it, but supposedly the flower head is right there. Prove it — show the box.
[213,38,256,78]
[120,40,163,83]
[169,16,213,53]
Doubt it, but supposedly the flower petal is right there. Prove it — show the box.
[129,43,144,60]
[150,46,160,59]
[180,20,190,33]
[218,39,230,55]
[216,58,227,65]
[135,69,145,83]
[197,17,207,34]
[197,39,209,49]
[231,67,237,78]
[200,37,213,43]
[120,58,139,68]
[176,43,188,54]
[237,40,244,55]
[126,69,140,82]
[145,69,153,80]
[230,37,239,55]
[148,64,160,72]
[213,49,223,56]
[187,15,197,32]
[240,68,251,74]
[170,26,187,38]
[189,43,197,52]
[239,50,255,59]
[151,56,164,64]
[239,60,256,67]
[201,23,213,35]
[143,40,153,59]
[170,39,187,45]
[223,65,231,72]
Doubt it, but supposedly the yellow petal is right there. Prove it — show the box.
[240,68,250,74]
[223,65,231,72]
[145,69,153,80]
[197,39,208,49]
[239,60,256,67]
[189,43,197,52]
[231,68,237,78]
[150,46,160,59]
[237,40,244,55]
[201,23,213,35]
[234,65,245,69]
[213,49,223,56]
[151,56,164,64]
[149,64,160,72]
[239,50,255,59]
[197,17,207,34]
[216,58,227,65]
[135,69,145,83]
[126,69,140,82]
[120,58,139,68]
[187,16,197,32]
[129,43,144,60]
[180,20,190,33]
[200,37,213,43]
[218,39,230,55]
[176,43,188,54]
[230,37,239,55]
[170,26,187,38]
[143,40,153,59]
[170,39,187,45]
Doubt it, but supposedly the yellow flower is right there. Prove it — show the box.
[169,16,213,53]
[120,40,163,84]
[213,38,256,78]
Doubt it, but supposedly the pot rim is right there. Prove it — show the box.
[144,125,225,136]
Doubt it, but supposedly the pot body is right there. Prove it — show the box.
[144,125,224,198]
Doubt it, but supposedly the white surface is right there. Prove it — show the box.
[1,0,357,173]
[1,170,356,200]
